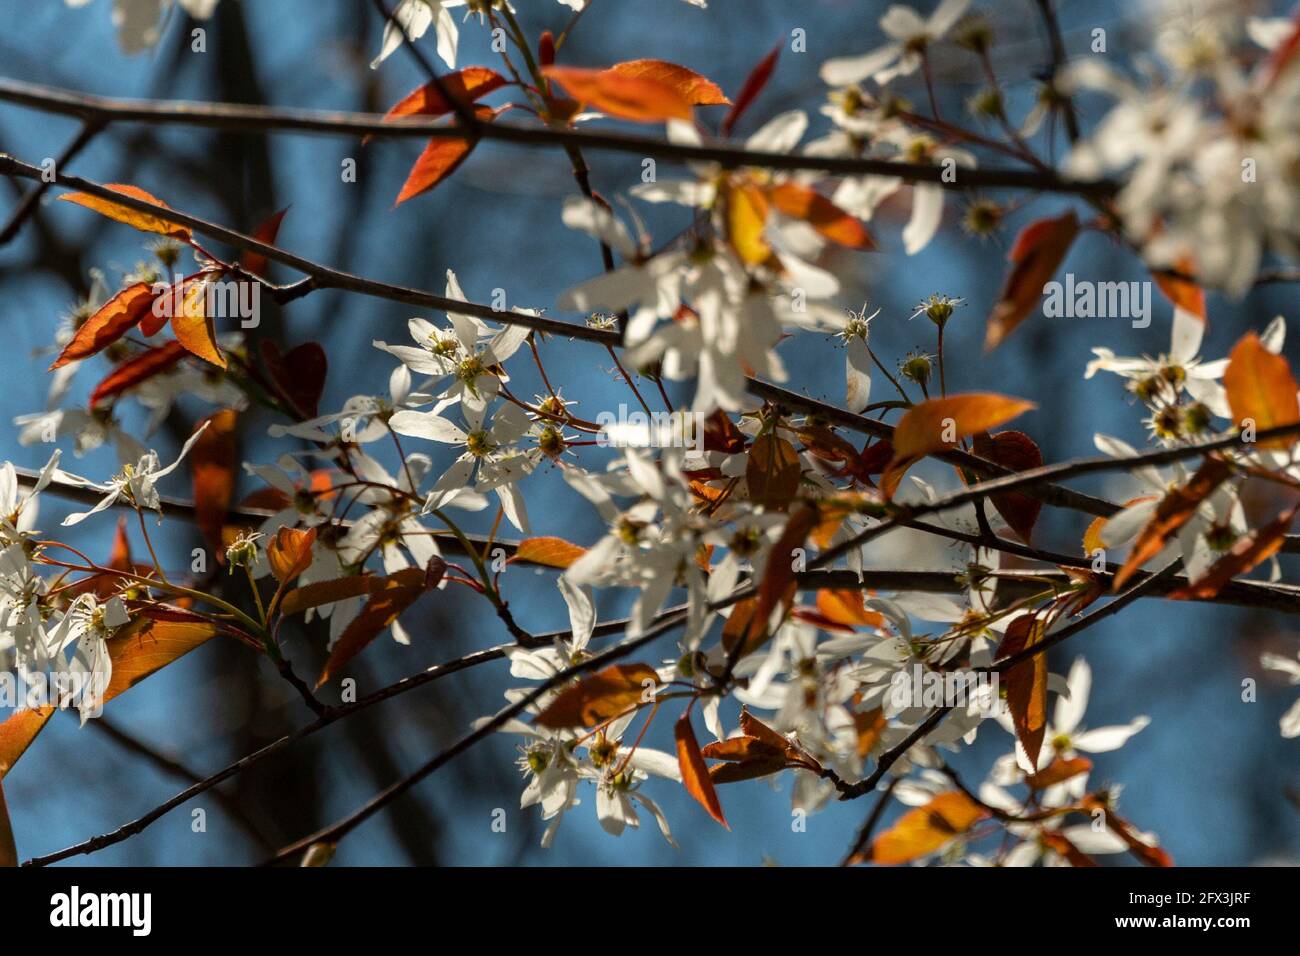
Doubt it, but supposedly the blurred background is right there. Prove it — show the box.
[0,0,1297,866]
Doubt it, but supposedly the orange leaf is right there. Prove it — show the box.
[700,735,786,762]
[984,210,1079,350]
[768,182,875,249]
[0,780,16,866]
[534,663,662,729]
[726,180,772,266]
[396,137,474,205]
[106,608,225,700]
[58,184,192,240]
[0,707,55,780]
[675,713,729,829]
[1168,503,1299,600]
[170,277,227,368]
[1112,457,1233,590]
[240,206,289,278]
[972,430,1044,544]
[267,526,317,584]
[510,536,588,569]
[1224,331,1300,449]
[315,564,442,687]
[191,409,239,556]
[853,707,887,758]
[1025,755,1092,790]
[49,282,159,370]
[606,59,729,106]
[746,433,801,510]
[884,394,1036,498]
[998,614,1049,767]
[375,67,507,131]
[89,339,188,407]
[816,589,884,628]
[1152,260,1205,321]
[871,791,988,864]
[542,65,694,122]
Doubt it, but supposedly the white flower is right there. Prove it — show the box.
[371,0,458,70]
[47,594,132,724]
[1261,650,1300,738]
[58,423,208,526]
[819,0,970,88]
[66,0,219,55]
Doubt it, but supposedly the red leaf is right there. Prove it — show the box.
[972,430,1045,544]
[984,210,1079,350]
[240,207,289,278]
[50,283,159,369]
[368,67,507,143]
[722,41,780,137]
[89,339,188,407]
[261,340,328,418]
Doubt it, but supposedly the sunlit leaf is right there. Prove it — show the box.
[1224,331,1300,449]
[1112,457,1233,590]
[1025,755,1092,790]
[58,184,192,240]
[88,339,188,407]
[534,663,661,729]
[267,526,317,584]
[675,713,729,828]
[606,59,729,106]
[768,182,875,249]
[870,791,988,865]
[240,206,289,278]
[726,180,772,266]
[884,394,1035,498]
[170,276,227,369]
[542,65,694,122]
[510,536,588,569]
[998,614,1049,767]
[49,282,158,370]
[722,41,780,137]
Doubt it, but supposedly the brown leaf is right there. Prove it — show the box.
[972,430,1044,544]
[1224,331,1300,449]
[1039,829,1097,867]
[1082,797,1172,867]
[261,340,328,418]
[315,563,444,687]
[871,791,988,864]
[746,433,801,511]
[606,59,729,106]
[675,713,729,828]
[267,526,317,584]
[984,210,1079,350]
[542,65,694,122]
[534,663,661,729]
[510,536,588,569]
[1112,457,1233,590]
[884,394,1035,498]
[740,505,819,654]
[58,184,192,240]
[998,614,1049,767]
[49,282,159,370]
[282,574,390,616]
[1168,503,1299,600]
[191,409,239,557]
